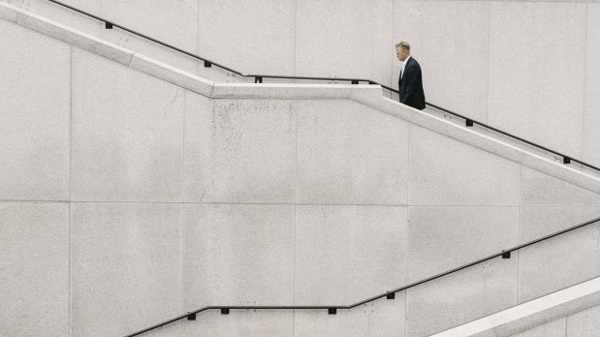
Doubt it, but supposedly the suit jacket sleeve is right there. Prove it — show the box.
[400,63,420,104]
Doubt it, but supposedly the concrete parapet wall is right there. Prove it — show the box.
[2,5,600,337]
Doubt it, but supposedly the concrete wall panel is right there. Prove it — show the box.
[183,90,211,202]
[567,305,600,337]
[296,0,393,86]
[488,2,586,158]
[473,303,600,337]
[1,0,102,36]
[102,0,198,52]
[518,207,600,303]
[0,20,70,201]
[71,49,184,202]
[183,310,293,337]
[406,257,518,337]
[0,202,69,337]
[394,1,490,121]
[197,65,254,84]
[197,0,296,76]
[409,125,521,206]
[295,205,407,305]
[185,99,296,203]
[297,100,409,205]
[101,28,199,75]
[293,296,405,337]
[71,202,182,337]
[519,206,600,243]
[183,203,295,306]
[100,0,199,75]
[4,0,200,75]
[408,206,519,282]
[38,0,99,13]
[182,203,295,336]
[512,319,566,337]
[583,4,600,169]
[521,167,600,207]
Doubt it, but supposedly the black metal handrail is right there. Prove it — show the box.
[40,0,600,175]
[121,215,600,337]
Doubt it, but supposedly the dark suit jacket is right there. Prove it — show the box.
[398,57,426,110]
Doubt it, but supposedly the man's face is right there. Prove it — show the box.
[396,47,408,62]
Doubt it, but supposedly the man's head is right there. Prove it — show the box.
[395,41,410,62]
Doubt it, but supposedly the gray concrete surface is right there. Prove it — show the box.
[71,203,182,337]
[431,276,600,337]
[513,320,566,337]
[295,205,407,304]
[568,304,600,337]
[2,4,600,336]
[409,125,521,206]
[71,48,185,202]
[294,297,406,337]
[296,100,409,205]
[407,206,519,282]
[0,202,69,337]
[407,257,519,337]
[182,203,296,307]
[488,2,586,159]
[191,99,296,204]
[0,19,70,200]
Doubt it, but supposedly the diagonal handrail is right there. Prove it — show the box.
[38,0,600,175]
[122,215,600,337]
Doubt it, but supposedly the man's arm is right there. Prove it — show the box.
[400,64,421,104]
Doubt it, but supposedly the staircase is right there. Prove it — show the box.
[2,2,600,337]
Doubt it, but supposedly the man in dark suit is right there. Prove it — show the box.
[396,41,425,110]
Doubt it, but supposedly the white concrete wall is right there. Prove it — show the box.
[3,10,600,337]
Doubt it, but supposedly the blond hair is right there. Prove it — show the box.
[395,41,410,51]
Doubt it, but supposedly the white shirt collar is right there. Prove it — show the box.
[401,55,411,78]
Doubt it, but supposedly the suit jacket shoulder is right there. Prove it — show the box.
[406,57,420,69]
